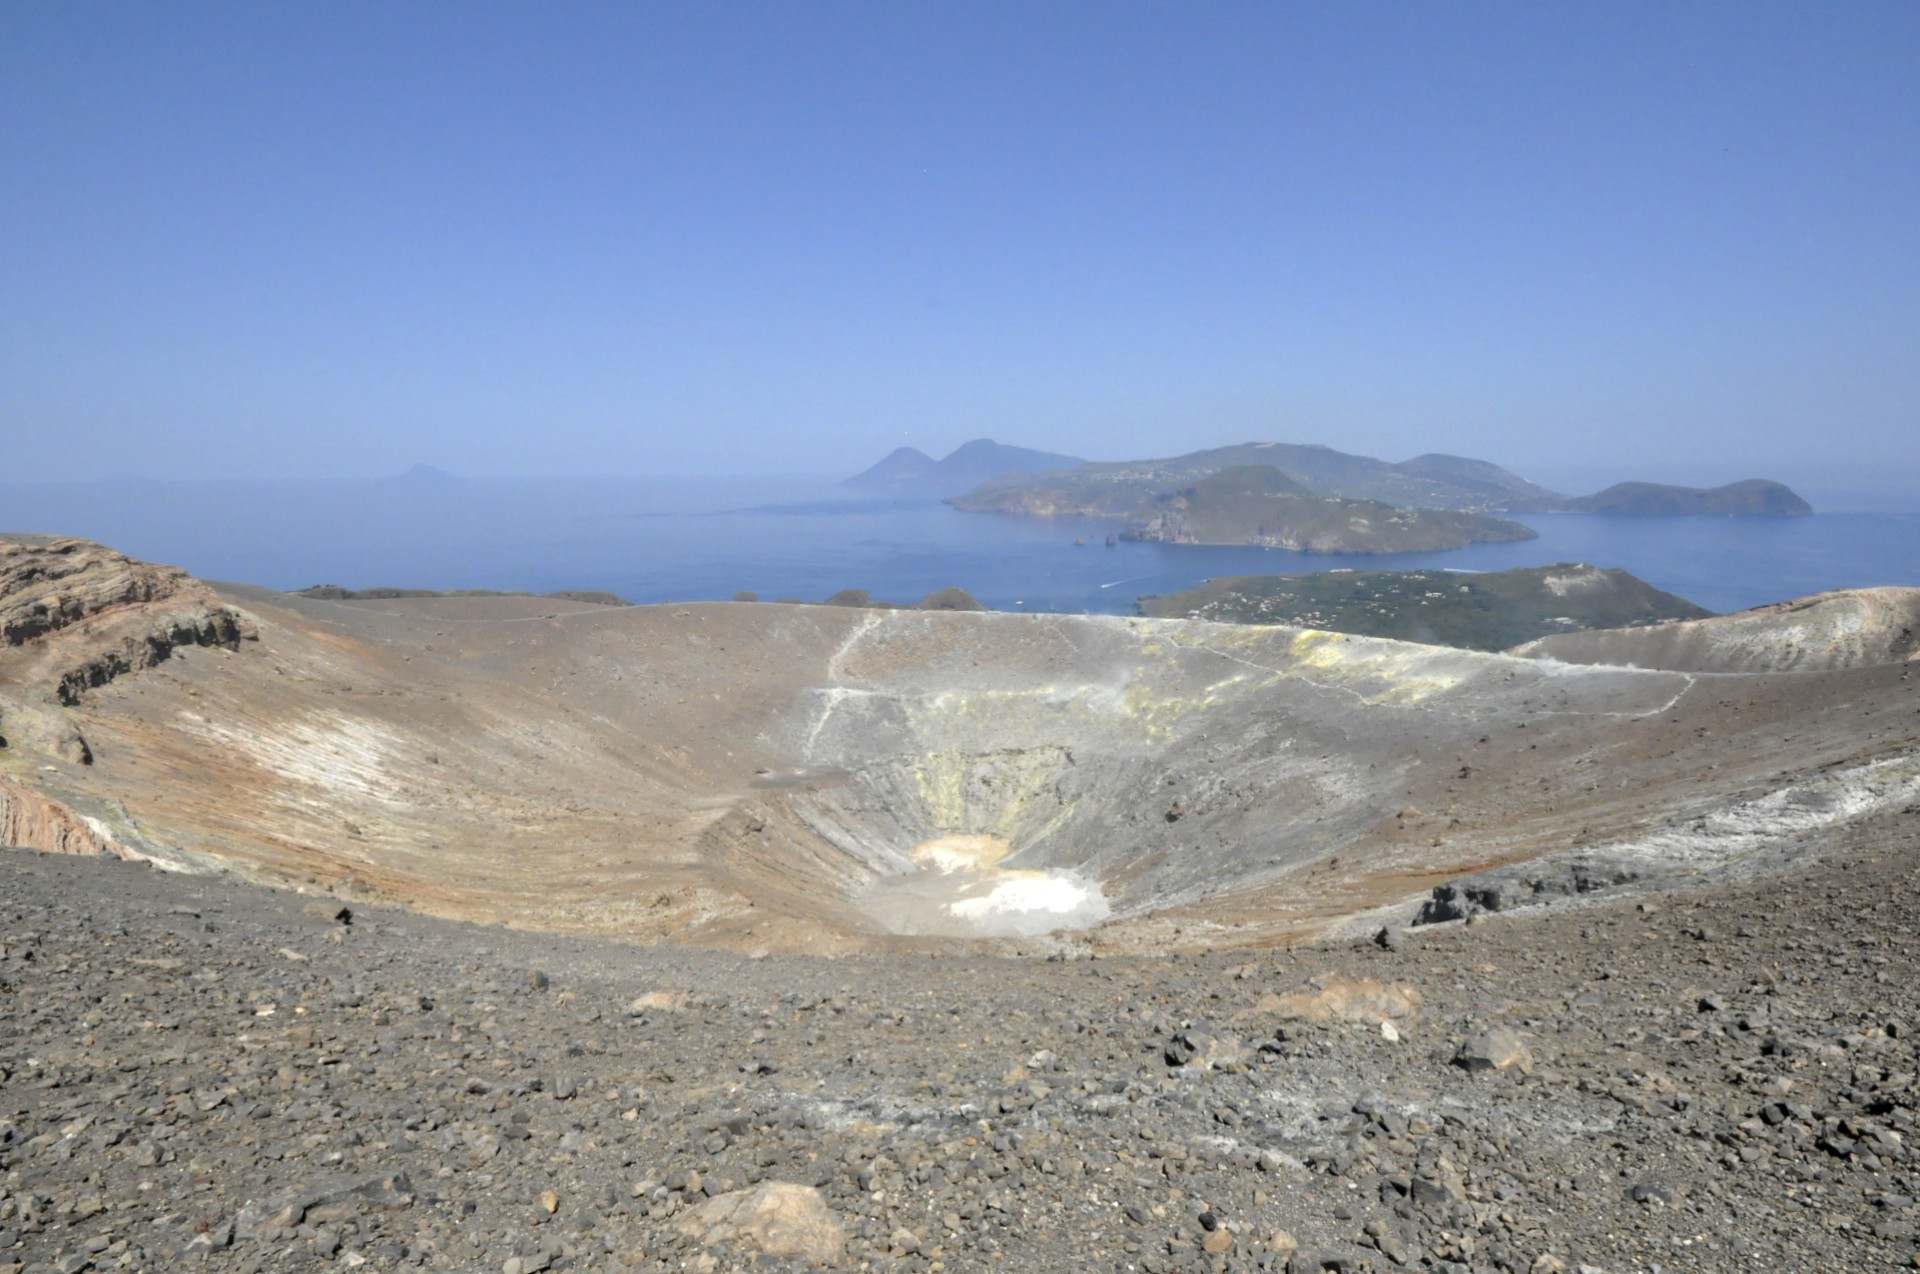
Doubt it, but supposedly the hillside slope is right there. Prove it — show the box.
[950,441,1559,517]
[1140,562,1709,650]
[1122,466,1537,553]
[1513,586,1920,671]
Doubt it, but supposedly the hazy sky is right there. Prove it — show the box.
[4,2,1917,486]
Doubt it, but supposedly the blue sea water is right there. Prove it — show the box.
[3,475,1916,617]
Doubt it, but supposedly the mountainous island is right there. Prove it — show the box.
[1138,562,1710,649]
[842,438,1083,498]
[1565,479,1812,517]
[1121,465,1537,553]
[903,440,1815,532]
[945,441,1560,517]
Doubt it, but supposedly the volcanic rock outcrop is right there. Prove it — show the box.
[0,536,251,703]
[1,536,250,767]
[1513,586,1920,672]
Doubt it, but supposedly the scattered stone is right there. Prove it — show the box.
[3,808,1915,1274]
[233,1173,415,1241]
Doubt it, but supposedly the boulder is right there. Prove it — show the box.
[676,1182,845,1266]
[627,990,689,1015]
[1453,1026,1533,1074]
[1164,1030,1251,1072]
[1256,975,1423,1029]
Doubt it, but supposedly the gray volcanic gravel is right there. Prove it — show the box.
[4,813,1920,1273]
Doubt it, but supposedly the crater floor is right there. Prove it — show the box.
[2,803,1917,1272]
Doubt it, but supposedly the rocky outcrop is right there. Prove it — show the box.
[53,608,250,704]
[0,536,253,706]
[0,779,113,856]
[1,536,195,644]
[1413,858,1644,925]
[1513,587,1920,672]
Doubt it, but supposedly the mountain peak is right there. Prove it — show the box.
[943,438,1002,457]
[844,439,1083,496]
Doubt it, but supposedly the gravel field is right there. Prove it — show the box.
[5,809,1919,1273]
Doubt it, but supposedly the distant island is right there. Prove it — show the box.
[1565,479,1812,517]
[820,586,985,611]
[843,438,1082,498]
[386,463,461,484]
[1121,465,1536,553]
[296,585,629,605]
[1138,562,1710,650]
[905,439,1814,524]
[944,441,1558,517]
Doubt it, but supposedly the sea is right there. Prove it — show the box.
[3,474,1917,617]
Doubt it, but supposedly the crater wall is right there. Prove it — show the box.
[3,539,1915,953]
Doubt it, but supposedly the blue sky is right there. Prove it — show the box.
[3,2,1917,488]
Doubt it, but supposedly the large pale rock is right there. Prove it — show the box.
[677,1182,845,1266]
[1164,1029,1251,1072]
[627,990,690,1015]
[1253,975,1423,1028]
[1454,1026,1533,1073]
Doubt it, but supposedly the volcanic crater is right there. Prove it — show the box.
[3,535,1918,954]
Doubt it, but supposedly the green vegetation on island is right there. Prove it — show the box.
[823,586,985,611]
[922,440,1814,525]
[947,441,1557,518]
[1138,563,1711,650]
[1121,466,1537,554]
